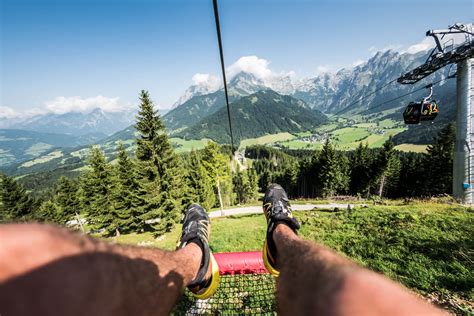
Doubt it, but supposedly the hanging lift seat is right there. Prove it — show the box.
[403,100,439,125]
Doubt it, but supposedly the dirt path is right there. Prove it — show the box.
[209,203,367,218]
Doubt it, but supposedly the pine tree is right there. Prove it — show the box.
[350,142,373,197]
[424,123,455,195]
[35,177,80,224]
[54,176,80,223]
[201,141,232,209]
[397,153,425,197]
[184,150,215,210]
[306,150,321,197]
[233,167,246,204]
[318,139,348,197]
[135,90,185,234]
[37,200,62,223]
[0,174,36,222]
[80,147,115,231]
[232,167,259,205]
[245,167,259,201]
[111,143,147,235]
[374,138,401,198]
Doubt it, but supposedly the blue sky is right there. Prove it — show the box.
[1,0,472,114]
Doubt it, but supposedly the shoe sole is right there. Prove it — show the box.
[192,253,220,300]
[262,239,280,277]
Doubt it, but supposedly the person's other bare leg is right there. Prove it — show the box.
[0,224,202,316]
[274,224,445,316]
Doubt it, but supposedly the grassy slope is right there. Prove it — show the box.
[395,144,428,153]
[112,202,473,314]
[239,133,296,148]
[275,121,410,151]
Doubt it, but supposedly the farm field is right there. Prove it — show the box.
[239,132,296,148]
[275,125,408,151]
[395,143,428,153]
[112,202,473,315]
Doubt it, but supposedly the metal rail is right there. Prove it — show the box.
[398,24,474,85]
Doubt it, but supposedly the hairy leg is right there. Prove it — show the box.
[274,224,445,316]
[0,224,201,316]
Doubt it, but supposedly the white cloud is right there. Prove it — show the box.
[188,56,295,93]
[191,73,220,91]
[0,106,22,119]
[0,96,127,120]
[227,56,274,79]
[404,37,435,54]
[0,106,44,119]
[44,95,124,114]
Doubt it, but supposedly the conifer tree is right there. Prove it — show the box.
[37,200,62,223]
[397,153,425,197]
[306,150,321,197]
[135,90,185,234]
[201,141,232,208]
[111,143,147,235]
[80,147,115,231]
[54,176,80,223]
[0,174,35,222]
[232,167,260,204]
[35,177,80,224]
[184,150,215,210]
[374,138,401,198]
[350,142,373,196]
[233,167,246,204]
[424,123,455,195]
[318,139,348,197]
[246,167,259,201]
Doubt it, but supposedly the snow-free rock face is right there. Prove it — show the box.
[170,47,452,120]
[289,50,451,114]
[171,83,219,109]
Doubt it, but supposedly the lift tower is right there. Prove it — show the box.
[398,23,474,204]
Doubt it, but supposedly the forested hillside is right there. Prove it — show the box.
[1,91,456,237]
[177,90,328,144]
[0,129,101,167]
[0,91,258,236]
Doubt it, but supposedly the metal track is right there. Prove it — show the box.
[398,40,474,84]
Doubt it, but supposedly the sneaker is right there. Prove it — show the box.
[262,184,300,276]
[177,204,220,299]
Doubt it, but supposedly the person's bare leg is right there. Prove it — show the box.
[274,224,445,316]
[0,223,205,316]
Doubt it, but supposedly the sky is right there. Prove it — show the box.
[1,0,472,116]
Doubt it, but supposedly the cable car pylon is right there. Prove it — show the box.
[398,23,474,204]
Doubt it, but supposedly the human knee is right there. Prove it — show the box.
[0,224,87,278]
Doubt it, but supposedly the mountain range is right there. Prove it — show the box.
[1,46,458,172]
[164,48,456,143]
[176,90,327,143]
[175,50,455,116]
[5,108,137,137]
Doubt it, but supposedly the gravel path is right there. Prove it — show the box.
[208,203,367,218]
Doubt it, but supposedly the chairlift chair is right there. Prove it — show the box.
[403,85,439,124]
